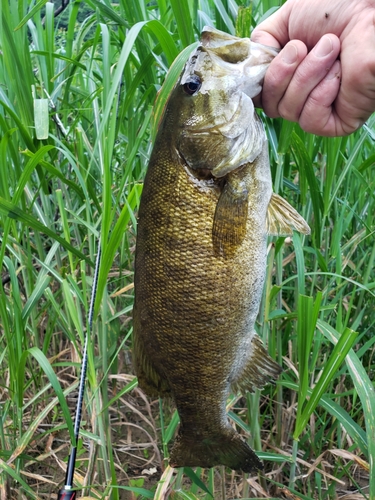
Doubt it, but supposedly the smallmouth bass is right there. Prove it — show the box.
[133,26,310,473]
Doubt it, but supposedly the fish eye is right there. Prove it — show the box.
[183,75,202,96]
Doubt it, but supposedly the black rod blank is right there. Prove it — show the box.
[57,245,101,499]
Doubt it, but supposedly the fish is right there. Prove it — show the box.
[133,26,310,473]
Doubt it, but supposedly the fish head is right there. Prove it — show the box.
[174,26,278,178]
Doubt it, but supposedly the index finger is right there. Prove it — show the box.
[252,40,307,112]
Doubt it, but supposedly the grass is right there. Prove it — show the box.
[0,0,374,498]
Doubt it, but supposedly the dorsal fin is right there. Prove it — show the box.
[267,193,310,236]
[231,334,282,395]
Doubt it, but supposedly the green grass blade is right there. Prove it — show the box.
[0,197,92,264]
[172,491,200,500]
[183,468,213,497]
[14,0,48,30]
[282,380,368,457]
[291,131,323,245]
[0,459,39,499]
[318,319,375,498]
[7,383,77,465]
[145,19,180,65]
[212,0,235,34]
[295,294,320,426]
[95,183,142,315]
[294,327,358,439]
[21,274,51,321]
[151,42,199,142]
[293,232,306,296]
[18,348,75,443]
[325,128,369,215]
[169,0,194,47]
[61,279,84,342]
[164,410,180,445]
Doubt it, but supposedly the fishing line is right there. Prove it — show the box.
[57,243,101,500]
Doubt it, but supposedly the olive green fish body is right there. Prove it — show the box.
[133,27,310,472]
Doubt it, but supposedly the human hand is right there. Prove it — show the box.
[251,0,375,136]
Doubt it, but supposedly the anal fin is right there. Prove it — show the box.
[267,192,310,236]
[212,179,248,258]
[133,325,171,397]
[232,334,282,394]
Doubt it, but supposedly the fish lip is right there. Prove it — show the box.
[200,25,279,58]
[182,42,278,102]
[178,28,273,176]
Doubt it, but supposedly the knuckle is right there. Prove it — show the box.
[278,101,298,121]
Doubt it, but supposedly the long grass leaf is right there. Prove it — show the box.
[183,468,212,497]
[317,319,375,498]
[145,20,180,66]
[95,183,142,314]
[282,380,368,456]
[291,131,323,245]
[294,327,358,439]
[17,348,75,442]
[169,0,194,47]
[325,128,369,214]
[151,42,199,141]
[7,383,77,465]
[21,275,51,321]
[212,0,235,34]
[14,0,48,30]
[0,197,92,264]
[0,459,39,499]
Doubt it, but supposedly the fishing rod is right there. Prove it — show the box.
[57,244,101,500]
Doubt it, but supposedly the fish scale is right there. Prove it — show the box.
[133,26,310,472]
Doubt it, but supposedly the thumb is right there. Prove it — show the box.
[251,28,282,49]
[251,3,292,48]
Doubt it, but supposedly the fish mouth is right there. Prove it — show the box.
[200,44,278,99]
[199,26,279,96]
[200,25,279,59]
[181,28,278,102]
[177,27,276,178]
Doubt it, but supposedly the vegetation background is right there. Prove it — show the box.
[0,0,374,499]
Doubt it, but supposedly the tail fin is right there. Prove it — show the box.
[169,426,263,473]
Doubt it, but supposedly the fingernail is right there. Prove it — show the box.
[314,35,333,58]
[282,44,298,64]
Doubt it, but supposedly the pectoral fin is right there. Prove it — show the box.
[212,180,248,258]
[267,192,310,236]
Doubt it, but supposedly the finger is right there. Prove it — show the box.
[251,2,293,47]
[278,34,341,122]
[299,60,342,136]
[335,12,375,134]
[253,40,307,114]
[251,29,282,49]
